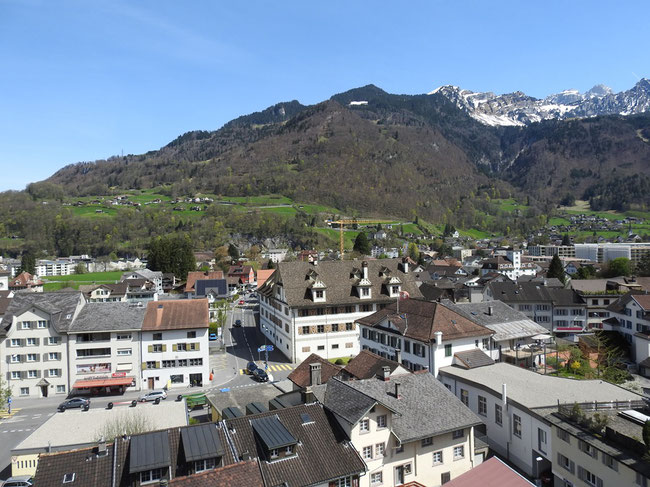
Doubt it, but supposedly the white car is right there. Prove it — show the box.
[139,390,167,402]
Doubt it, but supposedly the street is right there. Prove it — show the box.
[0,296,297,481]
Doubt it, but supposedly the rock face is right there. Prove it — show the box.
[430,79,650,126]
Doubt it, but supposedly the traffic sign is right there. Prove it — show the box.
[264,345,274,352]
[7,397,11,403]
[257,346,266,353]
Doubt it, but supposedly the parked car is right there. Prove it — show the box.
[253,368,269,382]
[239,299,245,305]
[58,397,90,411]
[234,319,242,327]
[209,333,217,341]
[139,390,167,402]
[246,361,258,375]
[2,476,33,487]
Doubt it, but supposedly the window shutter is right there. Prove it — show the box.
[162,345,167,352]
[577,466,583,480]
[194,343,200,351]
[36,370,41,378]
[43,354,48,362]
[21,371,27,379]
[569,460,575,475]
[141,362,147,370]
[596,478,603,487]
[35,354,40,362]
[173,344,178,352]
[34,338,39,346]
[148,345,153,353]
[155,361,160,369]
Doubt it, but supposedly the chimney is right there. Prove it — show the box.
[310,363,321,386]
[241,451,252,461]
[502,383,507,406]
[488,306,493,316]
[97,436,107,456]
[395,349,402,364]
[402,257,409,273]
[362,261,369,279]
[434,331,443,347]
[382,365,391,381]
[394,382,402,399]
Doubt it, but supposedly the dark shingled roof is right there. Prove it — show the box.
[169,460,264,487]
[259,258,422,308]
[454,349,495,369]
[195,279,228,297]
[225,403,366,487]
[316,378,379,425]
[356,298,493,343]
[2,291,84,333]
[184,271,225,293]
[34,444,115,487]
[68,302,146,332]
[343,350,408,380]
[315,374,482,444]
[129,430,171,473]
[488,281,585,306]
[287,353,342,388]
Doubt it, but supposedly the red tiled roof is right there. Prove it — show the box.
[287,353,342,388]
[170,460,263,487]
[343,350,407,380]
[444,457,534,487]
[633,294,650,311]
[143,299,209,330]
[10,271,43,288]
[256,269,274,289]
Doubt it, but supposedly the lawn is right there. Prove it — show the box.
[218,194,293,206]
[43,271,123,283]
[399,223,423,235]
[494,198,529,212]
[460,228,491,239]
[70,205,118,218]
[259,206,297,216]
[314,228,359,249]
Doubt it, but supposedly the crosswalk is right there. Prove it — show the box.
[239,364,294,374]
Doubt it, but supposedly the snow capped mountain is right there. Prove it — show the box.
[429,79,650,126]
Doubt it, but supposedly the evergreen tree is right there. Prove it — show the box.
[228,243,240,261]
[147,235,196,278]
[562,233,571,246]
[636,253,650,277]
[353,232,370,255]
[267,260,275,269]
[19,251,36,275]
[547,254,566,283]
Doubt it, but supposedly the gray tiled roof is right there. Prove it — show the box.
[317,374,482,443]
[453,349,495,369]
[2,291,84,333]
[442,300,549,341]
[439,362,642,410]
[488,281,585,306]
[68,302,146,332]
[260,259,422,308]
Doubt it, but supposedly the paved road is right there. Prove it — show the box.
[0,296,297,481]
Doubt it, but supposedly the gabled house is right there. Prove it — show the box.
[357,298,494,376]
[605,292,650,364]
[121,269,163,294]
[258,258,422,362]
[313,372,483,487]
[227,265,255,285]
[184,271,225,298]
[9,271,44,292]
[140,299,209,390]
[481,250,537,280]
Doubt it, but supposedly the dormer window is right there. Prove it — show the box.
[252,415,298,462]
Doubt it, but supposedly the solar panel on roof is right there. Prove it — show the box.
[300,413,314,425]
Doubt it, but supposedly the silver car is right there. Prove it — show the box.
[138,390,168,402]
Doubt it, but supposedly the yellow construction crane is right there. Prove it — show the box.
[331,219,393,259]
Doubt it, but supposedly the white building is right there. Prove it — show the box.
[65,302,146,394]
[575,242,650,266]
[606,292,650,364]
[258,258,422,363]
[34,259,76,277]
[438,362,642,478]
[121,269,164,295]
[314,372,483,486]
[481,250,537,280]
[140,299,209,390]
[1,292,84,397]
[357,298,494,376]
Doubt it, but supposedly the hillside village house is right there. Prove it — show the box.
[480,249,537,280]
[227,264,255,285]
[258,258,422,362]
[605,292,650,364]
[438,361,642,479]
[485,280,587,335]
[184,270,225,298]
[121,269,163,294]
[357,298,494,376]
[140,299,210,389]
[9,271,44,292]
[313,372,483,487]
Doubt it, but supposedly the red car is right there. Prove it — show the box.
[239,299,245,305]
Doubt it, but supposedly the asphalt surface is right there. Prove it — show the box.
[0,296,297,481]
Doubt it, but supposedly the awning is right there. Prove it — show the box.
[116,363,132,371]
[73,377,134,389]
[36,378,50,387]
[531,334,553,340]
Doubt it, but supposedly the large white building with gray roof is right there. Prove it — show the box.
[439,362,642,479]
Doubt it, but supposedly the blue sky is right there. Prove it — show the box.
[1,0,649,191]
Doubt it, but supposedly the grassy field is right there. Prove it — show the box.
[400,223,423,235]
[70,205,118,217]
[259,206,297,216]
[460,228,492,239]
[42,271,123,283]
[314,228,360,249]
[219,195,293,206]
[494,198,528,212]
